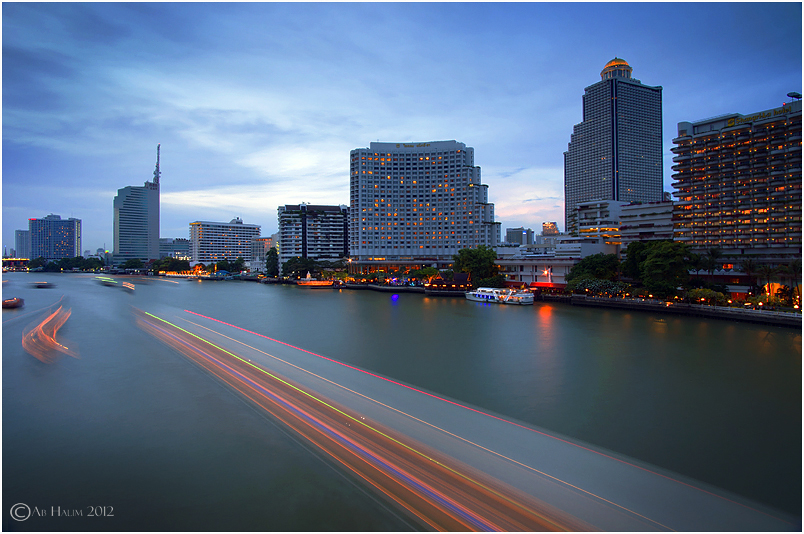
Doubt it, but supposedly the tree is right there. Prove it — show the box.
[787,259,801,304]
[757,264,779,297]
[121,258,144,270]
[639,241,693,298]
[704,247,723,281]
[453,245,498,287]
[566,253,620,283]
[27,257,48,269]
[739,258,757,291]
[215,259,231,272]
[282,256,320,279]
[231,257,246,273]
[265,248,279,277]
[688,253,704,281]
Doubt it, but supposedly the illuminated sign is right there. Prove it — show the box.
[727,105,792,127]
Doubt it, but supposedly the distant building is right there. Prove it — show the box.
[671,100,801,261]
[159,237,190,260]
[349,140,499,273]
[249,235,276,272]
[564,58,663,234]
[278,204,348,272]
[541,222,559,236]
[505,227,534,245]
[29,214,82,261]
[189,218,261,266]
[114,145,161,264]
[15,229,30,259]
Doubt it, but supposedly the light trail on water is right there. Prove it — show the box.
[136,308,581,531]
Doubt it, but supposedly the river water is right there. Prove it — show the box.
[2,272,801,530]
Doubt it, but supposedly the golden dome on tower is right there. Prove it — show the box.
[600,57,633,80]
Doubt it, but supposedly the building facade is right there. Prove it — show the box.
[619,201,674,251]
[14,229,30,259]
[113,145,161,264]
[249,235,277,272]
[564,58,663,234]
[349,140,499,272]
[505,227,534,245]
[189,218,261,265]
[671,100,802,261]
[29,214,82,261]
[277,205,348,271]
[541,222,560,236]
[159,237,190,260]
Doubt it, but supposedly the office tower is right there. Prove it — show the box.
[542,222,559,236]
[564,58,663,234]
[189,218,261,265]
[277,204,348,270]
[671,100,801,260]
[505,227,534,245]
[15,230,30,259]
[114,145,161,264]
[29,214,81,261]
[349,140,499,272]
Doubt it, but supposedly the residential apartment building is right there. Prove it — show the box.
[277,205,348,271]
[29,214,82,261]
[619,201,674,250]
[189,218,261,265]
[113,144,161,264]
[564,58,664,234]
[671,100,802,261]
[349,140,499,273]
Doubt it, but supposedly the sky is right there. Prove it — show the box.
[3,2,802,254]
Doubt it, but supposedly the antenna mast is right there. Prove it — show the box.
[153,144,161,186]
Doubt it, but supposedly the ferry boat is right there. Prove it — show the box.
[465,287,534,305]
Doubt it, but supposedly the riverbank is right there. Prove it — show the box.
[569,294,802,328]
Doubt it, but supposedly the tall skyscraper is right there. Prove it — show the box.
[671,100,801,260]
[29,214,81,261]
[564,58,663,234]
[113,145,161,264]
[349,140,499,272]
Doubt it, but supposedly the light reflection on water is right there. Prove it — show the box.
[2,272,801,528]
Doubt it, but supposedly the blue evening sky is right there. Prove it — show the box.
[3,2,801,253]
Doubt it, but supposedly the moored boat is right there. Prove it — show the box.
[465,287,534,305]
[297,279,334,287]
[2,297,24,308]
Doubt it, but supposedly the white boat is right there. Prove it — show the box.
[465,287,534,305]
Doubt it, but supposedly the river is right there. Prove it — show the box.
[2,272,800,530]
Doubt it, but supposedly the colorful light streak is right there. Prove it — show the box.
[21,301,77,364]
[180,308,793,527]
[136,309,574,531]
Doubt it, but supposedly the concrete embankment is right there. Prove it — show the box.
[570,295,801,328]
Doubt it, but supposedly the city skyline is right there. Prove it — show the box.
[3,3,801,253]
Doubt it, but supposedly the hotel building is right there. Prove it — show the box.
[505,227,534,245]
[671,100,802,261]
[564,58,663,234]
[189,218,261,265]
[349,140,499,273]
[29,214,82,261]
[113,145,161,264]
[277,204,348,271]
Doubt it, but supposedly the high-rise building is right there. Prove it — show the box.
[249,236,276,272]
[541,222,560,236]
[189,218,261,265]
[277,204,348,271]
[564,58,663,234]
[29,214,81,261]
[114,145,161,264]
[505,227,534,245]
[671,100,801,260]
[349,140,499,272]
[14,229,30,259]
